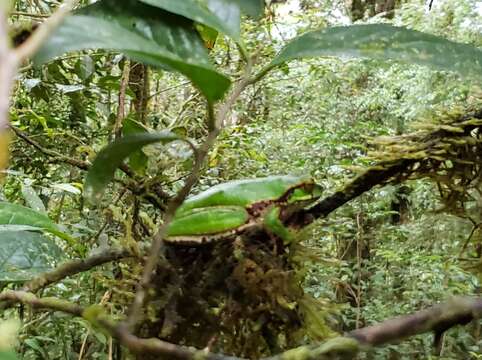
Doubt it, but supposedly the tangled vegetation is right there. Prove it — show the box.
[0,1,481,360]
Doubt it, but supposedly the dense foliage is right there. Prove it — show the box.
[0,0,481,359]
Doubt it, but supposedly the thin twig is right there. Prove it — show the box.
[148,81,191,100]
[23,248,131,293]
[459,222,482,257]
[114,59,130,139]
[14,0,79,62]
[11,125,90,169]
[78,290,112,360]
[10,11,50,18]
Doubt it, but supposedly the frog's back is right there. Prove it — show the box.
[176,175,310,215]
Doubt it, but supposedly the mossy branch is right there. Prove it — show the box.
[1,291,480,360]
[22,248,131,293]
[300,108,482,224]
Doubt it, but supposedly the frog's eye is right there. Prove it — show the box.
[287,183,323,203]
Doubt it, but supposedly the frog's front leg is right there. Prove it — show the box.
[263,206,295,246]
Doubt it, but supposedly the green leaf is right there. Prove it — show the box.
[196,24,219,50]
[233,0,264,18]
[35,0,230,103]
[50,183,82,195]
[270,24,482,77]
[75,56,95,82]
[0,225,43,232]
[0,202,74,244]
[138,0,265,42]
[122,117,149,174]
[21,183,46,213]
[0,352,19,360]
[0,231,64,282]
[84,132,181,203]
[139,0,240,41]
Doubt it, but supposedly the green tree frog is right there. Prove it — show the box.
[165,175,323,244]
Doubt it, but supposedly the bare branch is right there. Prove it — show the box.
[23,248,131,293]
[306,160,411,220]
[348,297,482,346]
[11,125,90,170]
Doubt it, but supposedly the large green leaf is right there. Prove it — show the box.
[0,231,64,282]
[139,0,240,41]
[0,352,19,360]
[139,0,265,42]
[270,24,482,77]
[84,132,181,203]
[36,0,230,103]
[0,203,74,244]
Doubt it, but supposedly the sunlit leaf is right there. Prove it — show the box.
[0,225,43,232]
[21,183,46,213]
[271,24,482,77]
[55,84,85,94]
[84,132,181,203]
[75,55,95,81]
[36,0,230,103]
[50,183,82,195]
[0,231,64,282]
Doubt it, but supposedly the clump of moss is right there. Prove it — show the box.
[360,104,482,214]
[132,232,336,358]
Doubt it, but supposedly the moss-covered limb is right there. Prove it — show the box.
[262,297,482,360]
[300,108,482,223]
[0,248,131,312]
[1,290,480,359]
[0,290,84,317]
[23,248,131,293]
[348,297,482,346]
[262,338,360,360]
[105,323,247,360]
[0,290,244,360]
[304,160,412,220]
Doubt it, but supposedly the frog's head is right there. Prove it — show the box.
[285,178,323,205]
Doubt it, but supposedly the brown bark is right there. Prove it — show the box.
[129,62,150,123]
